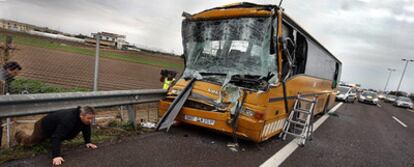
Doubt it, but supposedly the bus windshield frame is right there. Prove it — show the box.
[181,17,277,86]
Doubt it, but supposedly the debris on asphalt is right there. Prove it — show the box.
[227,143,239,152]
[140,122,156,129]
[328,112,339,117]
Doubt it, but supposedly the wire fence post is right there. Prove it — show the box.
[93,33,100,91]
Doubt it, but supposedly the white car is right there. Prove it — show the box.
[384,94,397,103]
[358,91,379,105]
[393,97,413,109]
[336,86,357,103]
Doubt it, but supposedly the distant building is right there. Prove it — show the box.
[0,19,35,32]
[0,19,64,35]
[85,32,128,49]
[1,19,130,49]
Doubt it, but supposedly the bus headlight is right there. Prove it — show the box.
[241,109,264,119]
[241,109,255,117]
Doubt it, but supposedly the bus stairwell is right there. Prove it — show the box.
[156,78,196,131]
[280,94,316,147]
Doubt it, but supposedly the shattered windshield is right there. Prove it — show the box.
[181,17,277,85]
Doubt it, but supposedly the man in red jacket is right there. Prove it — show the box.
[15,106,98,166]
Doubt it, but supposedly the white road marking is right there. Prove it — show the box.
[377,104,381,108]
[407,109,414,113]
[260,102,343,167]
[392,116,407,128]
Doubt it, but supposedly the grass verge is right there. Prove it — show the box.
[0,121,153,164]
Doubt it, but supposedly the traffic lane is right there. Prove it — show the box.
[3,124,292,167]
[380,101,414,129]
[281,102,414,167]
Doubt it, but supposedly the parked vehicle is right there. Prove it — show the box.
[336,86,357,103]
[384,94,397,103]
[393,96,413,109]
[358,91,379,105]
[377,91,385,100]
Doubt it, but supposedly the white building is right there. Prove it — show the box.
[0,19,34,32]
[87,32,128,49]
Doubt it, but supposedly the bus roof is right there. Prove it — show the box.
[187,2,341,65]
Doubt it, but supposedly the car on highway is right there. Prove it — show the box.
[377,91,385,100]
[393,96,413,109]
[384,94,397,103]
[336,86,357,103]
[358,91,379,105]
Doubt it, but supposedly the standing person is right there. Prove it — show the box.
[0,61,22,148]
[15,106,98,166]
[160,69,177,90]
[0,61,22,94]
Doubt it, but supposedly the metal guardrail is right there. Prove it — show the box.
[0,89,166,148]
[0,89,166,118]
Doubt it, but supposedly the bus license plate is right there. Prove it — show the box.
[184,115,215,126]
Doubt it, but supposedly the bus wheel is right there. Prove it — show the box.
[322,95,331,114]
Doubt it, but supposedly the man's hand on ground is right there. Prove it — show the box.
[86,143,98,149]
[52,157,64,166]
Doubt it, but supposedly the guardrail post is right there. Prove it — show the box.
[6,118,10,148]
[126,105,137,129]
[0,120,3,148]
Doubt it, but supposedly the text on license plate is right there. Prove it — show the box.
[184,115,215,126]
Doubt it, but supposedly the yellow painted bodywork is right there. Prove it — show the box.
[160,75,335,142]
[191,8,272,21]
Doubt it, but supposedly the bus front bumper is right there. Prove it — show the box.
[159,100,266,142]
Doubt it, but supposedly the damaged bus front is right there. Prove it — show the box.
[159,3,341,142]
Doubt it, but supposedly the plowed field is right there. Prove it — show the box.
[10,44,183,90]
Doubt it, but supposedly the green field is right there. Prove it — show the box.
[10,78,90,94]
[0,33,183,70]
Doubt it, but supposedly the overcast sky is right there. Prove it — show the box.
[1,0,414,93]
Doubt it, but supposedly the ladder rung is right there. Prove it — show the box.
[288,120,306,126]
[290,118,306,123]
[294,108,312,114]
[284,131,305,138]
[293,126,304,132]
[295,118,307,123]
[297,97,316,103]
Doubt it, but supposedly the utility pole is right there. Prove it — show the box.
[384,68,396,92]
[93,33,100,91]
[396,59,414,92]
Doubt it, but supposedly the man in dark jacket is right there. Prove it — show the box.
[1,61,22,147]
[15,106,98,166]
[0,61,22,94]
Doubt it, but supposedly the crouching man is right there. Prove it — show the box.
[15,106,98,166]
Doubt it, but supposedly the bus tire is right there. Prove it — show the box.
[322,95,331,114]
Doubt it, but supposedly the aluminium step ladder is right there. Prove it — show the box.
[280,94,317,146]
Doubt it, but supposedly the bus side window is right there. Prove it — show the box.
[332,62,340,88]
[293,32,307,75]
[281,23,307,78]
[281,23,293,79]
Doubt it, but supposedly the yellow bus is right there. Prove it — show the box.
[159,2,341,142]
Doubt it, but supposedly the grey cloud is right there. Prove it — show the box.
[0,0,413,92]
